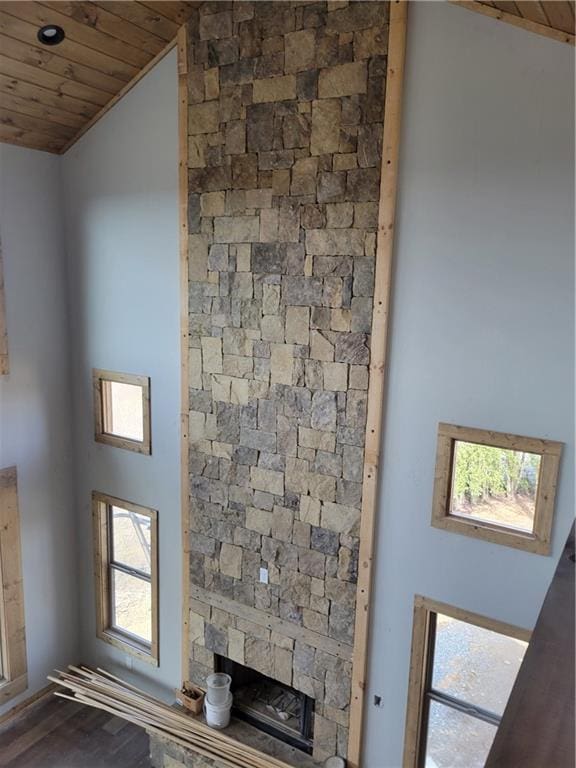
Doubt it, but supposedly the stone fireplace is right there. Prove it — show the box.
[182,0,390,763]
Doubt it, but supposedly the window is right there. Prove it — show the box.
[431,423,562,554]
[92,492,158,665]
[0,467,27,704]
[93,369,151,454]
[0,248,8,375]
[403,596,530,768]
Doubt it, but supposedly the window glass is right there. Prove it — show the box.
[103,381,144,441]
[111,506,151,575]
[425,700,497,768]
[451,441,541,533]
[432,613,528,716]
[111,569,151,644]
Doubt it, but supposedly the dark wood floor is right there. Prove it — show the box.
[0,693,151,768]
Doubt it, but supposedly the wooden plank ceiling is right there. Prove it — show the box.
[459,1,575,44]
[0,1,197,154]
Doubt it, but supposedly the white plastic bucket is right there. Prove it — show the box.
[206,672,232,706]
[204,692,232,730]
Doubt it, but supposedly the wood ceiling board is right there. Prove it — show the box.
[458,1,575,43]
[2,3,150,69]
[0,73,99,119]
[0,89,85,129]
[0,106,75,139]
[0,53,111,106]
[42,2,168,57]
[514,1,550,25]
[490,1,520,13]
[0,9,136,81]
[0,34,123,94]
[0,1,198,154]
[543,1,575,34]
[93,1,179,41]
[0,123,64,152]
[138,1,197,25]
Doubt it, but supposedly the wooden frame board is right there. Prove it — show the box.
[347,2,409,766]
[0,467,28,705]
[176,23,190,688]
[431,423,563,555]
[92,491,159,666]
[403,595,531,768]
[0,246,7,375]
[93,368,151,455]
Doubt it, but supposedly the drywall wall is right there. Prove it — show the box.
[363,4,574,766]
[0,145,78,715]
[62,50,181,698]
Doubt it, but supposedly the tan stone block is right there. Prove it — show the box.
[201,336,223,374]
[311,577,325,597]
[204,67,220,100]
[246,507,273,536]
[291,156,318,196]
[299,427,336,452]
[354,26,388,60]
[318,61,367,99]
[253,75,297,103]
[349,364,369,389]
[272,505,294,542]
[189,611,205,646]
[230,377,250,405]
[311,99,341,156]
[285,28,316,73]
[310,330,334,362]
[201,191,225,217]
[211,373,231,402]
[331,308,351,332]
[285,306,310,345]
[199,10,232,40]
[313,714,338,763]
[298,446,315,462]
[228,627,245,665]
[286,457,309,495]
[321,501,361,535]
[164,755,187,768]
[300,495,321,526]
[251,466,284,496]
[223,354,253,378]
[189,101,220,135]
[220,543,242,579]
[326,202,354,229]
[189,347,203,389]
[225,120,246,155]
[236,243,251,272]
[271,631,294,650]
[188,135,208,168]
[308,473,337,502]
[259,208,279,242]
[354,202,379,229]
[246,189,273,209]
[306,228,365,256]
[189,233,209,281]
[274,646,293,686]
[323,361,348,391]
[214,216,260,243]
[212,441,233,459]
[303,608,328,634]
[365,231,377,257]
[270,343,294,385]
[262,315,284,343]
[334,152,358,171]
[263,284,280,315]
[273,169,291,195]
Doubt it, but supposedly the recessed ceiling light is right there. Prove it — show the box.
[37,25,65,46]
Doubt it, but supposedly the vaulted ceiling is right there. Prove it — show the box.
[0,1,197,154]
[0,1,573,156]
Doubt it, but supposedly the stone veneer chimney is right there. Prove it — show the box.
[185,1,388,761]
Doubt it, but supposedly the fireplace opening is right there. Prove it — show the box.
[215,655,314,754]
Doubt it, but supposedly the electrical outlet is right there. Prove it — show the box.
[259,567,269,584]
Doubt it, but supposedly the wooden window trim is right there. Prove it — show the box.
[93,369,151,455]
[0,248,8,375]
[92,491,159,666]
[0,467,27,705]
[431,423,563,555]
[403,595,531,768]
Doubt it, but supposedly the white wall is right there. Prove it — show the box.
[0,145,79,715]
[363,4,574,766]
[62,50,181,699]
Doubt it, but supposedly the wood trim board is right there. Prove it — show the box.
[0,467,28,706]
[92,491,159,666]
[431,423,563,555]
[176,22,190,691]
[93,368,151,455]
[347,2,409,766]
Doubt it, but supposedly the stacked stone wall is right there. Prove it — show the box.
[185,2,388,760]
